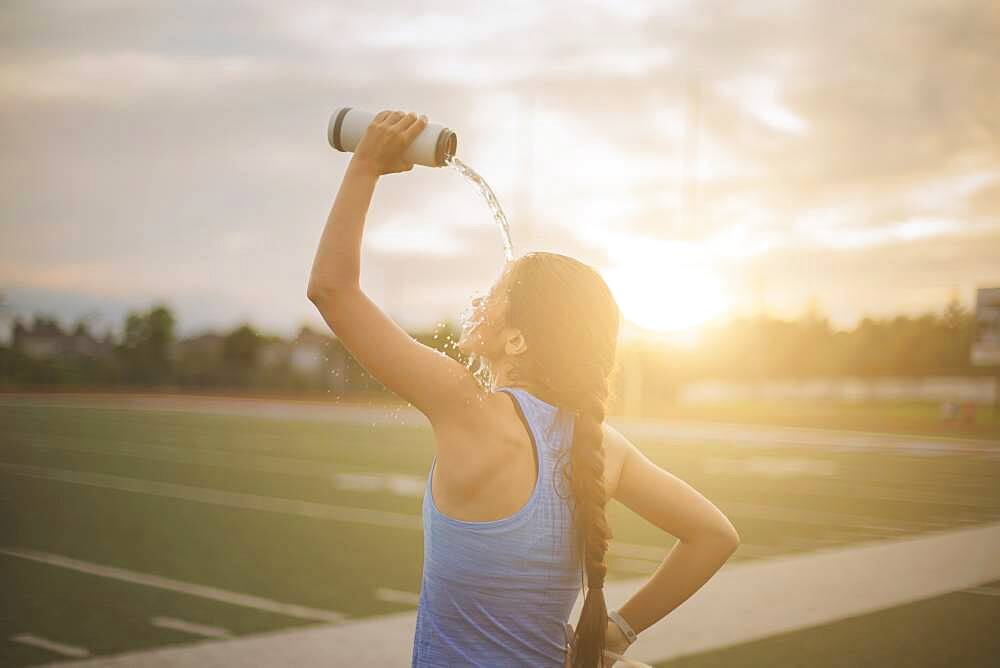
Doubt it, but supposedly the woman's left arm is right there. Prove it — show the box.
[307,111,487,434]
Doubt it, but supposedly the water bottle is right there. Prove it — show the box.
[328,107,458,168]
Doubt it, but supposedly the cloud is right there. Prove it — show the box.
[0,51,278,103]
[1,0,998,338]
[734,225,1000,326]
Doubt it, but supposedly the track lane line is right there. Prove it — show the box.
[0,547,346,623]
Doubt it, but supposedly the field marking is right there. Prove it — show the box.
[334,472,425,497]
[609,540,669,561]
[150,616,232,638]
[3,393,997,453]
[611,539,792,571]
[33,521,1000,668]
[961,585,1000,597]
[0,394,429,428]
[14,441,427,499]
[0,462,422,530]
[9,633,90,658]
[704,455,839,478]
[375,588,421,606]
[0,547,346,624]
[16,438,1000,509]
[3,458,957,539]
[719,500,924,533]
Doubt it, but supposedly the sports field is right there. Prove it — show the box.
[2,393,999,666]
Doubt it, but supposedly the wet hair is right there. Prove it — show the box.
[493,251,622,668]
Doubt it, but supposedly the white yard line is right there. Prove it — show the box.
[20,438,998,510]
[9,634,90,658]
[0,462,422,530]
[150,616,232,639]
[16,441,428,498]
[34,520,1000,668]
[0,547,345,624]
[375,588,421,606]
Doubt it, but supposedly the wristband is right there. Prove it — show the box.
[608,609,638,644]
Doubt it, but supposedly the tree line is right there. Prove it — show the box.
[0,294,992,398]
[0,303,461,394]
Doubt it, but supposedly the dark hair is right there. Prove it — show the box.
[498,251,622,668]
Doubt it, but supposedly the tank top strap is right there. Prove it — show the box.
[496,385,570,454]
[495,385,547,460]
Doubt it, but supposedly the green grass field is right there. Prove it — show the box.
[2,396,999,666]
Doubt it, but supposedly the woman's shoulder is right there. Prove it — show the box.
[429,389,531,488]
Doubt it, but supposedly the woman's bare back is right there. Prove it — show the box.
[430,390,627,522]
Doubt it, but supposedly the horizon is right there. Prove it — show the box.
[0,287,979,352]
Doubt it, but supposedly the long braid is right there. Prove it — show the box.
[567,380,613,667]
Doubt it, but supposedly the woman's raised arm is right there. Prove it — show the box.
[307,111,492,459]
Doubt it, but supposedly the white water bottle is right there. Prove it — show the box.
[328,107,458,168]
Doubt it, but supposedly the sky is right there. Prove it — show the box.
[1,0,998,342]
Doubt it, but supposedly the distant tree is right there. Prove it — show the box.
[31,314,65,336]
[940,293,974,370]
[116,304,176,385]
[222,323,260,387]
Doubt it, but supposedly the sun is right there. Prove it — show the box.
[600,240,730,336]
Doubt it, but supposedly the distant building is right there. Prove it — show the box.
[972,287,1000,367]
[284,326,349,389]
[173,332,224,362]
[290,327,329,374]
[12,318,114,360]
[258,337,291,369]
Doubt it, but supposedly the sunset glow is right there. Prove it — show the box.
[602,240,730,334]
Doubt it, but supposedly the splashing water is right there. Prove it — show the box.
[446,154,515,263]
[456,288,497,392]
[446,155,512,391]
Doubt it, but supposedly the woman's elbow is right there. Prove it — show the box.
[306,279,333,303]
[307,281,356,304]
[699,521,741,550]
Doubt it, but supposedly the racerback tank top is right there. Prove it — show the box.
[411,386,583,666]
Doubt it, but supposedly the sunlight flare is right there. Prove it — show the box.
[602,238,730,335]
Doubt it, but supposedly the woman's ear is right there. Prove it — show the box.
[504,329,528,356]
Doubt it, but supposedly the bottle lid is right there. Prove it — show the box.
[329,107,352,152]
[435,129,457,166]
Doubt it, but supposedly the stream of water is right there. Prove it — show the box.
[445,154,515,263]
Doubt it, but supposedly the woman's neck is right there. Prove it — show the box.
[491,357,551,402]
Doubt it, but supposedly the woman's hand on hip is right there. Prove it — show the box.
[604,618,635,666]
[564,619,636,667]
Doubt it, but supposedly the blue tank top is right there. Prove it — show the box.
[411,386,583,667]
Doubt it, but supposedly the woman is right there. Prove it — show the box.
[307,110,741,667]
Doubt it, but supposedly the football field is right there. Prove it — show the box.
[2,393,999,666]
